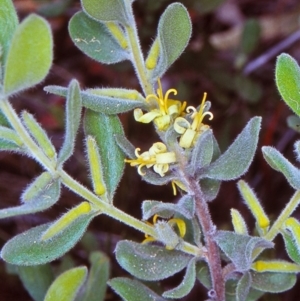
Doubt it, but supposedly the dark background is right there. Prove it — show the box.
[1,0,300,300]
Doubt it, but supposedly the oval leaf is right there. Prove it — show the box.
[1,213,94,265]
[276,53,300,116]
[58,80,82,165]
[44,85,146,114]
[0,0,18,64]
[81,0,129,24]
[0,176,61,219]
[214,230,273,272]
[262,146,300,189]
[84,110,125,199]
[3,14,53,96]
[251,270,297,293]
[69,11,129,65]
[44,266,87,301]
[162,258,196,298]
[281,231,300,265]
[115,240,191,281]
[108,277,166,301]
[81,251,110,301]
[152,3,192,79]
[200,117,261,181]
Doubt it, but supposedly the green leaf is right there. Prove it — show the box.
[44,266,87,301]
[193,0,226,14]
[58,80,82,165]
[234,76,262,103]
[199,178,221,202]
[81,251,110,301]
[240,19,261,55]
[142,195,195,221]
[0,109,11,127]
[162,258,196,298]
[44,85,146,114]
[1,213,94,265]
[281,231,300,264]
[3,14,53,96]
[152,3,192,79]
[200,117,261,181]
[236,272,252,301]
[84,110,125,199]
[115,240,191,281]
[196,260,211,289]
[17,264,53,301]
[0,175,60,219]
[262,146,300,189]
[37,0,73,18]
[0,0,18,64]
[81,0,129,24]
[108,277,166,301]
[69,11,129,65]
[0,138,23,152]
[190,129,214,174]
[276,53,300,116]
[250,270,297,293]
[214,231,273,272]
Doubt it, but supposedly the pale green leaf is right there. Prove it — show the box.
[84,110,125,199]
[58,80,82,165]
[44,266,87,301]
[200,117,261,181]
[81,251,110,301]
[115,240,191,281]
[44,85,146,114]
[152,3,192,79]
[250,270,297,293]
[81,0,129,24]
[108,277,166,301]
[276,53,300,116]
[3,14,53,96]
[17,264,53,301]
[69,11,129,65]
[0,176,60,219]
[214,231,273,272]
[1,213,94,265]
[0,0,18,64]
[236,272,252,301]
[262,146,300,189]
[162,258,196,298]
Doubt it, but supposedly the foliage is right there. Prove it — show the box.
[1,0,300,300]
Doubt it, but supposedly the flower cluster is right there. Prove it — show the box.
[124,142,176,177]
[134,79,186,131]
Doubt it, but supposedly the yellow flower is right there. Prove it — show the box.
[174,92,213,148]
[134,79,186,131]
[124,142,176,177]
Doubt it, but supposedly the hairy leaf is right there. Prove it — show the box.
[251,270,297,293]
[69,11,129,65]
[3,14,52,96]
[262,146,300,189]
[1,213,94,265]
[142,195,195,220]
[0,176,60,219]
[84,110,125,199]
[108,277,166,301]
[58,80,82,165]
[162,258,196,298]
[81,251,110,301]
[200,117,261,181]
[236,272,252,301]
[0,0,18,64]
[44,85,146,114]
[81,0,129,24]
[152,3,192,79]
[199,178,221,202]
[44,266,87,301]
[275,53,300,116]
[115,240,191,281]
[281,231,300,265]
[214,231,273,272]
